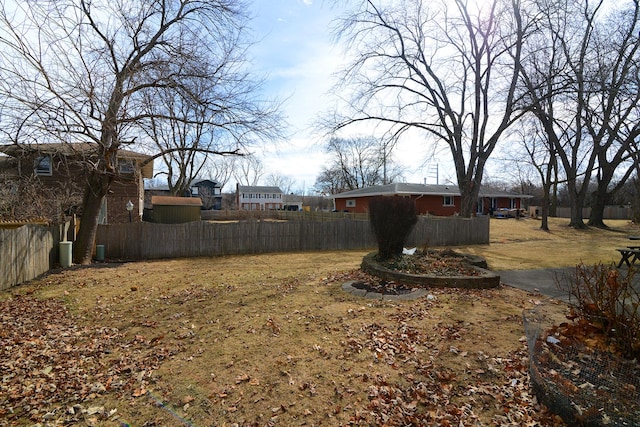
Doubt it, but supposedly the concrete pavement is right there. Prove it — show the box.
[497,266,640,303]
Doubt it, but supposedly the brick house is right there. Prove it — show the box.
[332,183,532,216]
[0,143,153,223]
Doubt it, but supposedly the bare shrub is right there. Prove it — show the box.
[0,174,82,224]
[559,263,640,359]
[368,196,417,260]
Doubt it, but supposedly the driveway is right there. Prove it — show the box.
[497,266,640,303]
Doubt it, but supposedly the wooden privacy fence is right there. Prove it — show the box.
[0,224,59,291]
[96,215,489,260]
[554,206,631,220]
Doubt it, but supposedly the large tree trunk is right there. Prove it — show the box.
[73,172,111,264]
[567,181,587,229]
[550,179,558,217]
[540,184,551,231]
[458,178,482,218]
[633,176,640,224]
[587,187,609,228]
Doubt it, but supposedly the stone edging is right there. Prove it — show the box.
[341,281,431,300]
[360,252,500,289]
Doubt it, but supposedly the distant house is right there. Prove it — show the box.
[144,179,222,210]
[0,143,153,223]
[332,183,532,216]
[282,194,304,211]
[236,185,284,210]
[191,179,222,210]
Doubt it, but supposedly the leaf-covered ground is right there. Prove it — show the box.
[375,250,480,277]
[1,252,569,426]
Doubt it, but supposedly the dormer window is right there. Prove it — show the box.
[34,155,52,176]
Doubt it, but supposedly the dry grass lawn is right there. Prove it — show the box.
[1,217,638,426]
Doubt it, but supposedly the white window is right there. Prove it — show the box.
[192,187,199,195]
[510,198,517,209]
[346,199,356,207]
[118,159,135,174]
[443,196,455,206]
[34,155,52,176]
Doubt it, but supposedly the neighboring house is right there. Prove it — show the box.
[191,179,222,210]
[144,179,222,210]
[332,183,532,216]
[0,143,153,224]
[236,184,284,210]
[282,193,304,211]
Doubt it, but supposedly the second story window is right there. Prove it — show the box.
[118,159,135,174]
[34,155,52,176]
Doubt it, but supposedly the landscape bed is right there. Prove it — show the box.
[360,250,500,289]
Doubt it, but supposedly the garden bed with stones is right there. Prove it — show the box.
[359,250,500,290]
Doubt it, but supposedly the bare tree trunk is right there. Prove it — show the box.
[459,179,481,218]
[550,168,558,217]
[633,176,640,224]
[588,160,636,228]
[567,181,587,229]
[73,173,111,264]
[540,184,551,231]
[588,187,609,228]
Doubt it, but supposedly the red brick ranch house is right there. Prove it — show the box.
[332,183,533,216]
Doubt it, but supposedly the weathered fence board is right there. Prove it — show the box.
[96,215,489,260]
[0,217,488,289]
[0,225,58,291]
[553,206,631,220]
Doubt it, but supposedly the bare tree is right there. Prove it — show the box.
[145,86,211,196]
[141,43,282,196]
[233,155,264,187]
[583,3,640,227]
[0,0,281,263]
[519,0,640,228]
[331,0,526,216]
[314,166,350,196]
[507,119,559,230]
[203,156,236,192]
[264,172,296,194]
[314,135,404,195]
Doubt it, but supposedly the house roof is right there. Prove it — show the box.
[332,183,533,199]
[237,185,283,194]
[151,196,202,206]
[0,143,154,178]
[191,179,220,187]
[282,194,303,203]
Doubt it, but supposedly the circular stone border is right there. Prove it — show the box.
[360,252,500,289]
[341,281,430,300]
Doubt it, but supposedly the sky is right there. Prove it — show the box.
[248,0,344,192]
[247,0,450,193]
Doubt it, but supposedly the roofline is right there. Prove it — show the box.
[332,189,533,199]
[331,183,534,199]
